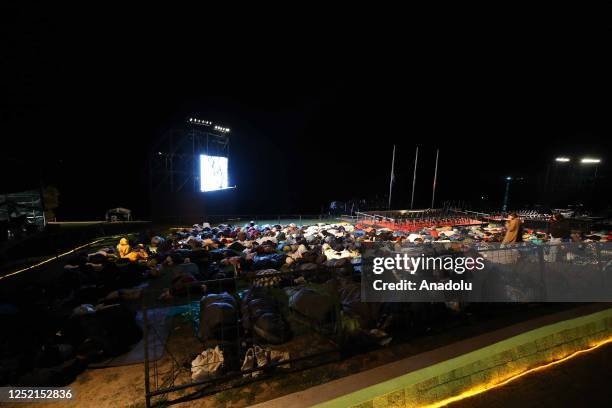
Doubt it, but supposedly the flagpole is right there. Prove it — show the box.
[431,148,439,208]
[388,144,396,209]
[410,146,418,209]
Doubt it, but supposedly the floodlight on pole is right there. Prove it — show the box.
[555,157,570,162]
[580,158,601,164]
[214,125,231,133]
[187,117,212,126]
[502,176,512,211]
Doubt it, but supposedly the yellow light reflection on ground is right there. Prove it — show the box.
[422,336,612,408]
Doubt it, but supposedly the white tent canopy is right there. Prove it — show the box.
[105,207,132,222]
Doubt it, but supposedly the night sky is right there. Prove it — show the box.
[2,5,611,220]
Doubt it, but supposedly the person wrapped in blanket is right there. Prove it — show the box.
[158,254,208,300]
[116,237,148,262]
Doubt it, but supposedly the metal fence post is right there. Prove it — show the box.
[537,245,547,301]
[143,294,151,408]
[596,242,605,294]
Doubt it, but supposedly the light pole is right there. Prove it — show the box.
[580,158,602,200]
[552,157,571,204]
[502,176,512,212]
[410,146,419,209]
[580,157,601,178]
[551,156,601,207]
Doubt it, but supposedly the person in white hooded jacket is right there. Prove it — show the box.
[322,243,360,260]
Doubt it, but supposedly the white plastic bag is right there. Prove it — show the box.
[191,346,224,381]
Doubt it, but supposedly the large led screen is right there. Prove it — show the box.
[200,154,228,192]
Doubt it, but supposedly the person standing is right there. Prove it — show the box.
[548,213,570,261]
[502,213,523,244]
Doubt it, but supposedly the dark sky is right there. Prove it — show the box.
[2,5,611,220]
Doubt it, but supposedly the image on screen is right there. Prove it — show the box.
[200,154,229,192]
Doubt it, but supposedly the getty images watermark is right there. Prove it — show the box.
[372,253,484,292]
[360,242,612,302]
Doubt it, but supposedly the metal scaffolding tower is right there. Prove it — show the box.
[149,120,230,194]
